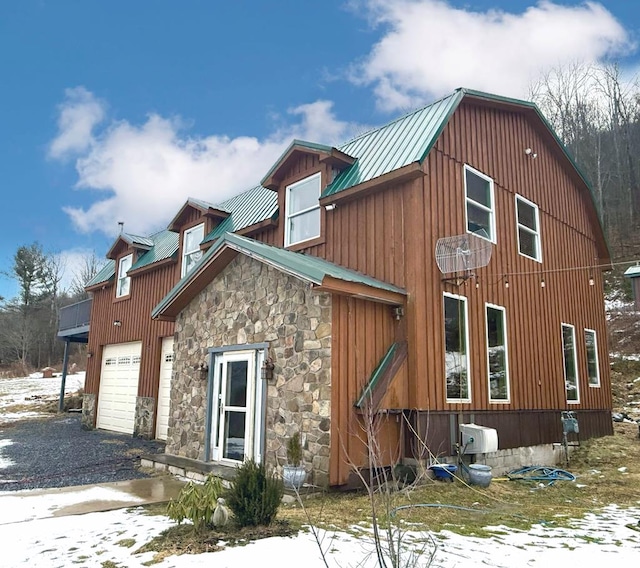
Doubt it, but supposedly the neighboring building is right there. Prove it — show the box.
[85,88,613,489]
[624,265,640,310]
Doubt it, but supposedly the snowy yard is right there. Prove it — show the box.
[1,372,640,566]
[0,371,85,425]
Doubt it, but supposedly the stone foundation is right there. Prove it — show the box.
[134,396,156,439]
[81,393,96,430]
[169,254,332,487]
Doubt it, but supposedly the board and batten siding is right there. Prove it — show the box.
[266,100,610,483]
[85,253,178,410]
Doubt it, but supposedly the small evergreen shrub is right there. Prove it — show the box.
[166,475,223,532]
[286,432,303,466]
[227,459,283,527]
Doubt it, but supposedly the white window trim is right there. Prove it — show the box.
[561,323,580,404]
[464,164,496,243]
[485,303,510,404]
[444,292,471,403]
[116,254,132,298]
[181,222,205,278]
[515,194,542,262]
[285,172,321,247]
[584,328,601,387]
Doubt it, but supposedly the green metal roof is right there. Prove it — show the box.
[188,197,229,213]
[202,185,278,244]
[261,139,335,186]
[130,229,179,271]
[124,233,154,248]
[322,91,463,198]
[153,232,406,319]
[85,259,115,287]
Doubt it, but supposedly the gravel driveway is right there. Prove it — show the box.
[0,414,165,492]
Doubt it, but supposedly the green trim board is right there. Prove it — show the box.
[355,341,408,411]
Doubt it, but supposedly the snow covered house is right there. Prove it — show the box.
[83,89,612,488]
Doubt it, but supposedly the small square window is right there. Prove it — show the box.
[285,173,321,247]
[516,195,542,261]
[464,165,495,242]
[116,254,132,298]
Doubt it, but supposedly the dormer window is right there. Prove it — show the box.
[182,223,204,277]
[116,254,133,298]
[285,172,321,247]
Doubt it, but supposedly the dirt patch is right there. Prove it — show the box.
[136,520,296,564]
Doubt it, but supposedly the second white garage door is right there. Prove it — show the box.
[155,336,174,440]
[96,341,142,434]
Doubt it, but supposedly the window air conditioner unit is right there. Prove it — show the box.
[459,423,498,454]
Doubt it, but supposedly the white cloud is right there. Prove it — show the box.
[51,90,357,237]
[48,87,106,160]
[54,248,104,293]
[352,0,634,111]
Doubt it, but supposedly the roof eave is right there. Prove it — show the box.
[261,140,354,190]
[320,162,425,206]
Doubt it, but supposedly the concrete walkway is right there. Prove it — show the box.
[0,476,184,525]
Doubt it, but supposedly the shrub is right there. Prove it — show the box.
[166,475,223,532]
[286,432,303,466]
[226,459,283,527]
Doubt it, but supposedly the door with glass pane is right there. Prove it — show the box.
[210,351,255,463]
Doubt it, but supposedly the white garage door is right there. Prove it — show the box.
[156,337,175,440]
[96,342,142,434]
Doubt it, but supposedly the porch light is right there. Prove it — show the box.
[261,358,275,381]
[199,362,209,379]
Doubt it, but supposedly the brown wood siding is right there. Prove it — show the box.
[270,102,611,485]
[330,296,401,485]
[408,409,612,456]
[85,248,178,426]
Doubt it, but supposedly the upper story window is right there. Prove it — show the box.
[116,254,133,298]
[444,292,470,402]
[285,172,321,247]
[464,165,495,242]
[516,195,542,261]
[182,223,204,277]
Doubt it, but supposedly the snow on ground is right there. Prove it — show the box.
[2,372,640,565]
[0,372,85,425]
[0,503,638,567]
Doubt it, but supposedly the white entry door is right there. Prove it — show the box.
[96,341,142,434]
[210,350,263,464]
[156,337,175,440]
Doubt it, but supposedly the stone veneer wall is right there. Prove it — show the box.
[81,393,96,430]
[134,396,156,438]
[167,255,332,487]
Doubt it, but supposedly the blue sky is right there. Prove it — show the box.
[0,1,638,299]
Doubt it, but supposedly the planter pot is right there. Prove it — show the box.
[283,465,306,490]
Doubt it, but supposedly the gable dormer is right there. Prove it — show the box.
[169,198,230,278]
[105,233,153,299]
[261,140,354,250]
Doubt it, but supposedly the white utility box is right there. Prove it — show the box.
[459,423,498,454]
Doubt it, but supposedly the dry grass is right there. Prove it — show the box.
[136,424,640,560]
